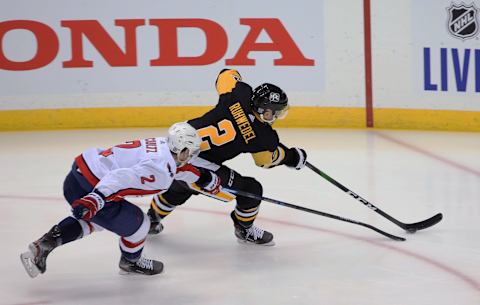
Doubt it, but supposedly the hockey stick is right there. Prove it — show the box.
[305,162,443,233]
[224,187,405,241]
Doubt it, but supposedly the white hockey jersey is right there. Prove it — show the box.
[74,137,202,201]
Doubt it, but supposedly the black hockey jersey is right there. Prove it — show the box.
[188,70,284,168]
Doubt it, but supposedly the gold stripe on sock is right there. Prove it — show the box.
[235,213,257,222]
[151,200,171,216]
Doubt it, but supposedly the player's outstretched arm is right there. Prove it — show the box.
[71,190,106,221]
[281,145,307,170]
[175,164,222,195]
[195,168,222,195]
[252,144,307,170]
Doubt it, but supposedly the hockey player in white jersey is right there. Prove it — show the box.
[20,122,221,277]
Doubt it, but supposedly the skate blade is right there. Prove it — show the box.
[236,239,275,247]
[20,251,40,278]
[119,269,136,276]
[118,268,148,276]
[118,269,164,276]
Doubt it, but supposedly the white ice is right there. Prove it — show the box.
[1,128,479,305]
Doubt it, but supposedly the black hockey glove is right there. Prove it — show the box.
[284,147,307,170]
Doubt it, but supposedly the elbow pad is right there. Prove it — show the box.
[251,146,286,168]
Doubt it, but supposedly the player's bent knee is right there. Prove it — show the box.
[234,177,263,210]
[119,212,149,260]
[240,177,263,196]
[123,212,150,242]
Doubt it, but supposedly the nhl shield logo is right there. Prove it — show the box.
[447,2,479,40]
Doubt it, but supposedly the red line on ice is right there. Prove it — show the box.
[375,132,480,177]
[3,195,479,294]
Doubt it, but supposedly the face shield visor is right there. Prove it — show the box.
[255,104,289,124]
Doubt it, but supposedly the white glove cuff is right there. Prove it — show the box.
[293,147,306,170]
[204,172,219,191]
[87,192,105,210]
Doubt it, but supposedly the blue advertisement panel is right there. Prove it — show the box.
[413,1,480,94]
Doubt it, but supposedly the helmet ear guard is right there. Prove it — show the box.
[251,83,289,124]
[167,122,201,165]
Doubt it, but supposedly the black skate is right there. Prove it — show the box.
[147,207,164,235]
[20,225,61,278]
[119,256,164,275]
[230,212,275,246]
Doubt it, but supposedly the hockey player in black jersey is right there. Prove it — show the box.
[148,69,307,245]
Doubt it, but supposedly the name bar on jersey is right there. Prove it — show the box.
[229,102,256,144]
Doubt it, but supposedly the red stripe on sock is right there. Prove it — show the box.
[121,237,146,248]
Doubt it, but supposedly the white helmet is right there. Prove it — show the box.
[167,122,201,164]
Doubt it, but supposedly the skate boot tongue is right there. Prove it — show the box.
[136,257,154,270]
[246,225,265,240]
[119,256,164,275]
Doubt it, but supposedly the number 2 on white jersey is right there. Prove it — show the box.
[99,140,141,157]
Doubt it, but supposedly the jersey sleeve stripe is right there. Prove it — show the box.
[176,164,201,177]
[75,154,100,186]
[106,188,161,201]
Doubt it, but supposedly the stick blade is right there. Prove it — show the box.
[384,233,406,241]
[404,213,443,233]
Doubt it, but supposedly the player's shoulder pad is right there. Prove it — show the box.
[215,69,242,95]
[232,81,253,106]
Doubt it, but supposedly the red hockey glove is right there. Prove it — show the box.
[71,191,106,221]
[202,172,222,195]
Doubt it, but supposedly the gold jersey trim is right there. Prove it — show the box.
[215,69,242,95]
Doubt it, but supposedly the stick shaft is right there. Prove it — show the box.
[225,188,405,241]
[305,162,403,225]
[305,162,442,232]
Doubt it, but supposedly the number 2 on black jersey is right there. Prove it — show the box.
[198,119,236,151]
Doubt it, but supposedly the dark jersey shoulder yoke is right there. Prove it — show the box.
[188,82,280,164]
